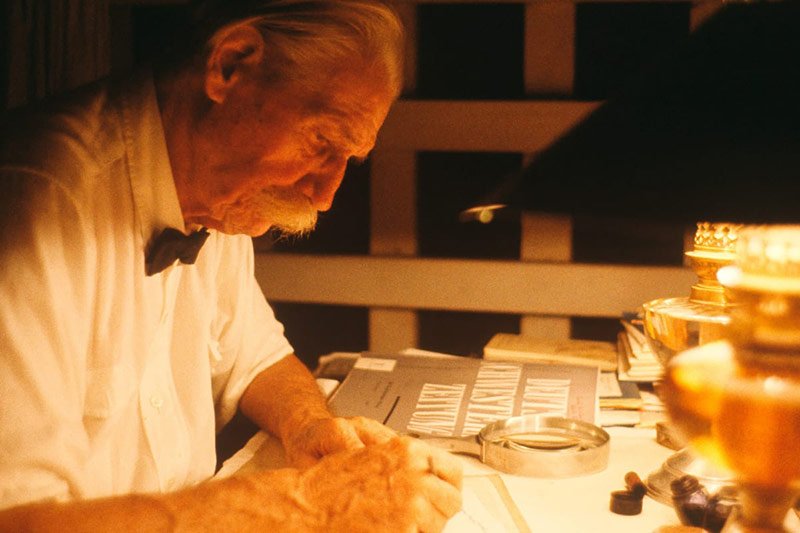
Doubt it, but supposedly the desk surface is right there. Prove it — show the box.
[460,426,680,532]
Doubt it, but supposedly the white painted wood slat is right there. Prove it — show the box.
[255,254,695,317]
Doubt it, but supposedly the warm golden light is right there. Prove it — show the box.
[458,204,508,224]
[664,225,800,533]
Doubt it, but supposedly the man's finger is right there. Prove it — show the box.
[327,418,367,451]
[349,416,397,445]
[412,493,451,533]
[426,447,463,490]
[419,474,463,519]
[286,418,366,468]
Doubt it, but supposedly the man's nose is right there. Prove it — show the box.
[296,158,348,211]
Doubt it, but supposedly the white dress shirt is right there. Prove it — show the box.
[0,69,293,509]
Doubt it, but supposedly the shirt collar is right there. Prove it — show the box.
[119,67,187,248]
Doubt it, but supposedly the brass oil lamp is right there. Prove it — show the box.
[644,222,742,504]
[643,222,741,366]
[663,225,800,532]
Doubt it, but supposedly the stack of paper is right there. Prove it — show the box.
[599,373,642,409]
[598,371,643,427]
[617,321,664,382]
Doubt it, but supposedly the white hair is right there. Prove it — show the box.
[200,0,404,97]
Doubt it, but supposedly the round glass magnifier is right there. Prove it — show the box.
[417,413,610,478]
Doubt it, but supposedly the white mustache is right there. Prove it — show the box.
[254,186,318,236]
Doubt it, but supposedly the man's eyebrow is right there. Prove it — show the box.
[318,112,375,155]
[336,122,370,151]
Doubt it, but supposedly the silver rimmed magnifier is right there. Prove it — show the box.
[416,413,610,478]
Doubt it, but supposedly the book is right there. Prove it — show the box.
[598,372,642,409]
[597,371,643,427]
[328,352,599,437]
[617,324,663,383]
[483,333,618,372]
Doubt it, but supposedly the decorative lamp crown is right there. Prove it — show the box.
[685,222,743,306]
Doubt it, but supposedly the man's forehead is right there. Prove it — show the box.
[311,68,392,139]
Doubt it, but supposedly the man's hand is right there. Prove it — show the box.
[240,356,405,468]
[283,415,397,468]
[0,435,463,533]
[290,436,463,533]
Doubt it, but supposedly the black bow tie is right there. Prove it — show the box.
[145,227,210,276]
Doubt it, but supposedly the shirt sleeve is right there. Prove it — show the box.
[0,170,97,510]
[208,235,294,429]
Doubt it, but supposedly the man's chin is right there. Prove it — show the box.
[193,209,317,238]
[263,209,318,239]
[196,218,273,237]
[229,219,317,239]
[267,220,317,239]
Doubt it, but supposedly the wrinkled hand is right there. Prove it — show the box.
[283,415,397,468]
[294,436,463,533]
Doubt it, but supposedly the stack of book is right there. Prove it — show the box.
[617,319,664,383]
[482,332,663,428]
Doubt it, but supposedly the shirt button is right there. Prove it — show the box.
[150,395,164,412]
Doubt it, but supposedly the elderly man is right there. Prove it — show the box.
[0,1,462,531]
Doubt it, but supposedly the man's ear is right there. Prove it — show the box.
[205,24,265,104]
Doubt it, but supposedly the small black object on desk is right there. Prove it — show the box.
[610,471,647,516]
[671,475,736,533]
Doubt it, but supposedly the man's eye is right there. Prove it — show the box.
[300,137,325,158]
[315,132,332,146]
[306,133,331,155]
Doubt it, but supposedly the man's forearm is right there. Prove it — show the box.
[0,469,316,533]
[0,435,464,533]
[239,353,332,444]
[0,493,175,533]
